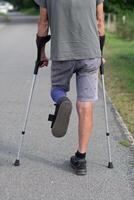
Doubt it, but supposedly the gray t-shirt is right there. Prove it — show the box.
[34,0,104,61]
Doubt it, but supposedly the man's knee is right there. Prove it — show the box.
[77,101,93,115]
[51,87,66,103]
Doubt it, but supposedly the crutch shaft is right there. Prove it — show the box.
[22,75,37,132]
[14,75,37,166]
[101,75,109,133]
[16,134,24,160]
[100,63,113,168]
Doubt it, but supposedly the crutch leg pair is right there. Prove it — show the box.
[14,44,113,168]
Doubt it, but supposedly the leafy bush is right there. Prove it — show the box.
[8,0,37,9]
[105,0,134,13]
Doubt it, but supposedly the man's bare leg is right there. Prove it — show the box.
[70,101,93,175]
[76,101,93,153]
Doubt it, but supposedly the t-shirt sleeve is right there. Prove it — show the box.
[96,0,104,6]
[34,0,47,8]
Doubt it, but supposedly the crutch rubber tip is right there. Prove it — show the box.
[13,159,20,166]
[108,162,113,169]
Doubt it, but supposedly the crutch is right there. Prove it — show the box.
[14,35,51,166]
[100,61,114,169]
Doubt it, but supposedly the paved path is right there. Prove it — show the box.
[0,20,134,200]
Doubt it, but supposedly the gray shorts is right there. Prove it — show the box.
[51,58,101,102]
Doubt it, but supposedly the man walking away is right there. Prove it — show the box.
[34,0,105,175]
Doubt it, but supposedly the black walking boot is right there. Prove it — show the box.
[48,97,72,138]
[70,154,87,176]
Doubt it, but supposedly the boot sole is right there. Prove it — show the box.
[52,100,72,138]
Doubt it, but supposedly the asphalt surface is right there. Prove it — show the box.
[0,14,134,200]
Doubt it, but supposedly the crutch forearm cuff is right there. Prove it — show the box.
[36,34,51,49]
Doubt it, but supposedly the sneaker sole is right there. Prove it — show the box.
[71,163,87,176]
[52,100,72,138]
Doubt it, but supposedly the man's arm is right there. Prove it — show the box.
[96,2,105,36]
[96,1,105,59]
[37,7,49,37]
[37,7,49,67]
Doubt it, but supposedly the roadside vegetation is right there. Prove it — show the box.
[116,12,134,40]
[8,0,36,10]
[0,12,10,22]
[104,32,134,135]
[119,140,131,148]
[20,7,39,16]
[104,2,134,136]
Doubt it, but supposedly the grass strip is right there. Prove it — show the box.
[119,140,131,148]
[104,32,134,136]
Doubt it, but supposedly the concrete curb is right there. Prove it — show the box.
[99,81,134,148]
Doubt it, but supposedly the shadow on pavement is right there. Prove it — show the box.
[0,142,107,173]
[0,143,72,173]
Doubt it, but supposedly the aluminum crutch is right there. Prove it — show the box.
[100,61,114,169]
[14,35,51,166]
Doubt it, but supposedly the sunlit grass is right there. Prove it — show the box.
[104,32,134,135]
[119,140,131,148]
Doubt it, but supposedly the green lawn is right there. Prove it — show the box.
[104,32,134,135]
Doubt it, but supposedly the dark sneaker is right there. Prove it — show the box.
[48,97,72,138]
[70,155,87,176]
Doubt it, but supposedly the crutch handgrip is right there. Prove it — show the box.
[34,35,51,75]
[100,62,104,75]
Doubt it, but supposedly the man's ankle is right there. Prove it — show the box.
[75,151,86,159]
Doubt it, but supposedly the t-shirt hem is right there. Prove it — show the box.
[50,54,101,61]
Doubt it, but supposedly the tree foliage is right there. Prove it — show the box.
[7,0,36,9]
[105,0,134,13]
[4,0,134,12]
